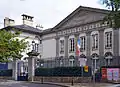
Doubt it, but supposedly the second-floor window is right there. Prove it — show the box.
[105,31,112,49]
[80,36,85,51]
[92,34,98,50]
[32,42,39,52]
[69,38,75,52]
[60,40,64,54]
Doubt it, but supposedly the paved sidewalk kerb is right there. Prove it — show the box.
[29,81,69,87]
[29,81,114,87]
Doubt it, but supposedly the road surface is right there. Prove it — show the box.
[0,81,63,87]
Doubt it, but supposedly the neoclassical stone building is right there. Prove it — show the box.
[2,6,120,71]
[39,6,120,70]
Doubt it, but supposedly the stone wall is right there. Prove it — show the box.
[34,76,92,83]
[0,76,12,81]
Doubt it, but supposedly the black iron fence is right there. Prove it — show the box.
[0,69,12,76]
[35,67,92,77]
[37,57,87,68]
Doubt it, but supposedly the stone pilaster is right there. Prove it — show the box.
[99,29,104,56]
[65,35,69,57]
[113,29,119,56]
[113,29,119,65]
[55,37,59,57]
[86,31,91,57]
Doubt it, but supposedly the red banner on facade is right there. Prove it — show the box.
[102,68,107,79]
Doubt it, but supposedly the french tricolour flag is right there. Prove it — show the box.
[76,38,80,56]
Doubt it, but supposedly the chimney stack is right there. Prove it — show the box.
[36,24,43,30]
[22,14,34,26]
[4,17,15,27]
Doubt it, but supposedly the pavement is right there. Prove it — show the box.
[30,81,115,87]
[0,80,118,87]
[0,80,62,87]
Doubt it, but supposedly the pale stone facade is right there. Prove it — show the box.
[2,6,120,72]
[40,6,120,69]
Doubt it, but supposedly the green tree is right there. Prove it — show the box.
[0,29,28,62]
[102,0,120,28]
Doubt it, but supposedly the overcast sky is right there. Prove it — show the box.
[0,0,106,29]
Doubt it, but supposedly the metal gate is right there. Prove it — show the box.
[17,61,28,81]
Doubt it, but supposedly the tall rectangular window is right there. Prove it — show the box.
[60,40,64,54]
[105,31,112,49]
[35,43,39,52]
[92,34,98,50]
[80,36,85,51]
[69,38,75,52]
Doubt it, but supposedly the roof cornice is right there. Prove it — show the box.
[52,6,109,30]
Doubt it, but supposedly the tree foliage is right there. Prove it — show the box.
[0,29,28,62]
[102,0,120,28]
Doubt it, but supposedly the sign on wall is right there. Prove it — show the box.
[79,58,87,66]
[84,66,88,72]
[102,68,120,81]
[113,68,119,81]
[101,68,107,79]
[107,68,113,81]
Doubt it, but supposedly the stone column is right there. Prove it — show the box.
[86,32,91,66]
[56,37,59,57]
[12,59,18,80]
[99,29,104,56]
[113,29,119,56]
[65,35,69,57]
[98,29,105,66]
[86,31,91,57]
[113,29,119,65]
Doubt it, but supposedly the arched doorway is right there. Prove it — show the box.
[91,53,99,72]
[69,55,75,67]
[59,56,64,67]
[105,52,113,66]
[79,54,87,66]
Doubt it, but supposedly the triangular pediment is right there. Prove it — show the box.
[53,6,109,30]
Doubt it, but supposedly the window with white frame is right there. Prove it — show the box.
[35,43,39,52]
[69,38,75,52]
[105,31,112,48]
[80,36,85,51]
[60,40,64,54]
[32,42,39,52]
[92,34,98,50]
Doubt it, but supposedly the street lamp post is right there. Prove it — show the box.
[92,56,98,85]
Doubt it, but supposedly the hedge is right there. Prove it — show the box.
[35,67,92,77]
[0,69,12,76]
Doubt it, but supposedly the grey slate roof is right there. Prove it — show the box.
[13,24,42,34]
[42,28,54,35]
[2,24,54,35]
[2,6,110,35]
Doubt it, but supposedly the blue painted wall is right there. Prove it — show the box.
[0,63,8,70]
